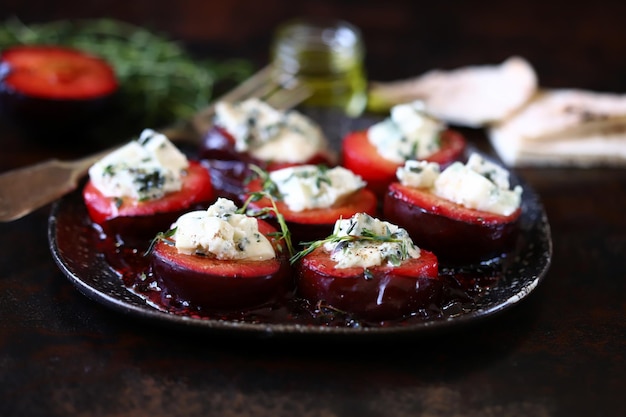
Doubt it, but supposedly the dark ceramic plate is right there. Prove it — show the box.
[47,114,552,337]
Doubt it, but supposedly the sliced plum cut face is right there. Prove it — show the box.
[0,45,119,135]
[0,45,118,99]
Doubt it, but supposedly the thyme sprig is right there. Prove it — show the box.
[245,164,282,199]
[238,194,294,258]
[239,165,294,257]
[245,163,335,198]
[289,226,410,266]
[144,227,177,256]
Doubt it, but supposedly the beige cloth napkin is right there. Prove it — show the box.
[488,89,626,167]
[369,57,626,167]
[369,56,537,128]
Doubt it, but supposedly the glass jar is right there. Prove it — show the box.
[270,18,367,117]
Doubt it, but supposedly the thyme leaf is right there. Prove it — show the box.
[246,164,282,199]
[144,227,177,256]
[238,169,294,258]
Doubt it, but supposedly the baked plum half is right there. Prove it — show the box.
[198,98,335,202]
[341,100,467,198]
[200,125,333,170]
[200,125,333,202]
[0,45,118,134]
[383,155,522,263]
[83,160,214,241]
[293,213,441,321]
[82,129,214,242]
[297,246,440,321]
[384,183,521,263]
[241,164,378,247]
[150,201,292,311]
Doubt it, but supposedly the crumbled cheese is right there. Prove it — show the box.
[88,129,189,201]
[367,100,444,163]
[396,160,441,188]
[397,153,523,216]
[324,213,420,269]
[214,98,328,163]
[268,165,365,212]
[173,198,275,261]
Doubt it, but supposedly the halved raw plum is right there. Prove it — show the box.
[0,45,118,134]
[151,219,292,311]
[383,182,521,263]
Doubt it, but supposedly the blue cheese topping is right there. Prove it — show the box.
[396,153,523,216]
[88,129,189,201]
[173,198,275,261]
[396,160,441,189]
[324,213,420,269]
[367,100,444,163]
[214,98,329,163]
[268,165,366,212]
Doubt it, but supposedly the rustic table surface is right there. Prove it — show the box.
[0,1,624,416]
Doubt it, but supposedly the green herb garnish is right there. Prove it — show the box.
[289,225,411,266]
[144,227,177,256]
[246,164,282,200]
[238,165,294,257]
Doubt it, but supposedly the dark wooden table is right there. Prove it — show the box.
[0,1,624,416]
